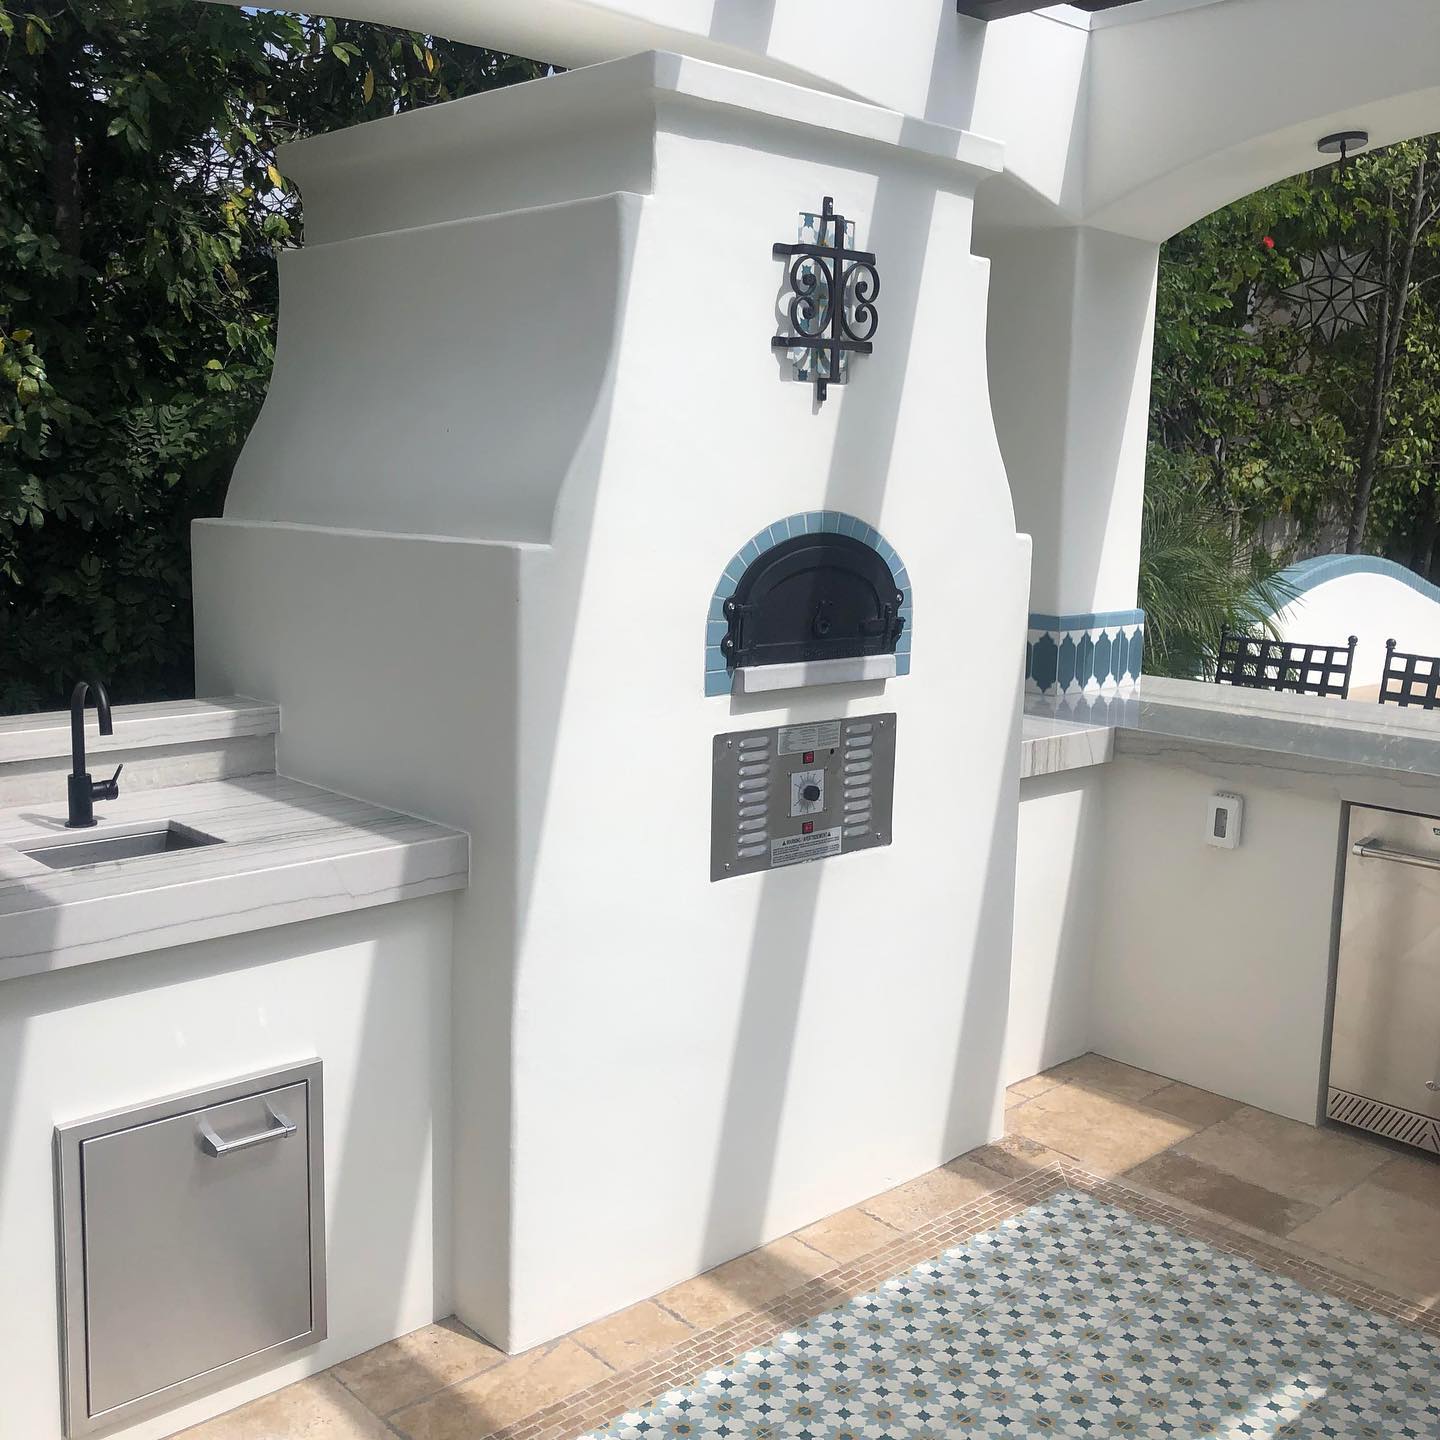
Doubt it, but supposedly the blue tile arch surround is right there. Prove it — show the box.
[1026,609,1145,696]
[705,512,912,697]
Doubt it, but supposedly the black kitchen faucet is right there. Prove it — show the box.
[67,679,122,828]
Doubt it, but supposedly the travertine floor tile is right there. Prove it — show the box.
[331,1319,504,1417]
[653,1273,747,1329]
[572,1299,692,1370]
[1042,1052,1171,1101]
[1006,1073,1061,1101]
[1123,1150,1318,1236]
[1007,1084,1197,1174]
[1143,1081,1243,1129]
[795,1205,898,1262]
[1288,1179,1440,1307]
[179,1376,391,1439]
[1370,1151,1440,1209]
[391,1340,609,1440]
[656,1235,832,1328]
[1174,1106,1388,1207]
[859,1159,1006,1230]
[965,1130,1066,1182]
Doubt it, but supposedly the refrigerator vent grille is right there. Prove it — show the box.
[1326,1087,1440,1154]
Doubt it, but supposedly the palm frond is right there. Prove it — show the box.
[1139,453,1298,677]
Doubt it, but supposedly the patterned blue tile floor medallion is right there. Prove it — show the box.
[587,1190,1439,1439]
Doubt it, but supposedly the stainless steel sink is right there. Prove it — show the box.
[23,823,222,870]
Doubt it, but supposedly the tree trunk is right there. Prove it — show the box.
[1420,487,1440,581]
[1347,147,1432,553]
[36,25,82,259]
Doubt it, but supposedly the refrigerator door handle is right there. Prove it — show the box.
[1351,838,1440,873]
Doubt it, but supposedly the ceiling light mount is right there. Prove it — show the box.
[1318,130,1370,162]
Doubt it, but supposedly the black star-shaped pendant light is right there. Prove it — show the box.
[1277,131,1384,344]
[1278,248,1386,343]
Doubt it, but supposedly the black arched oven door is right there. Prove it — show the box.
[722,533,905,671]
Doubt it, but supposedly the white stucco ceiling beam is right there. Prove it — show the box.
[206,0,1440,244]
[1080,0,1440,240]
[207,2,1105,227]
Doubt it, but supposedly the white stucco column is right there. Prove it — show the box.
[982,225,1158,696]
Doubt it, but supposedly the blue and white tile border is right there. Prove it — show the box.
[1026,609,1145,697]
[706,512,912,697]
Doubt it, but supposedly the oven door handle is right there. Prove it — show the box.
[1351,837,1440,873]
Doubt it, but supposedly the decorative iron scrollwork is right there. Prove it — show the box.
[772,197,880,404]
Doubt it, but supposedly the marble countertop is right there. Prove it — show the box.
[1022,675,1440,782]
[0,774,468,982]
[1019,712,1114,780]
[0,695,279,764]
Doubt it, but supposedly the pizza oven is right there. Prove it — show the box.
[706,512,910,882]
[705,513,912,698]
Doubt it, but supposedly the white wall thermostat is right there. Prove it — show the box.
[1206,793,1244,849]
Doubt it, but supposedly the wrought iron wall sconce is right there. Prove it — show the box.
[772,197,880,405]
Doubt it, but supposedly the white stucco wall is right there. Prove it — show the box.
[196,57,1029,1354]
[195,521,522,1348]
[1271,559,1440,693]
[1007,770,1106,1086]
[983,226,1158,617]
[0,900,453,1440]
[1088,757,1343,1123]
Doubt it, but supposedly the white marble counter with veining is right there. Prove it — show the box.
[1019,712,1114,780]
[0,774,468,982]
[0,694,279,764]
[1023,674,1440,783]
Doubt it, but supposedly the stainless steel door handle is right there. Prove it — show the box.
[198,1103,296,1157]
[1351,838,1440,873]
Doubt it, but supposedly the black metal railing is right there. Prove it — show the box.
[1379,638,1440,709]
[1214,629,1357,699]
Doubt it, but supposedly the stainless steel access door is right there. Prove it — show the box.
[55,1061,326,1436]
[1328,805,1440,1153]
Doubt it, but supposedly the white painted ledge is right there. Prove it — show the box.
[0,696,279,766]
[733,655,897,694]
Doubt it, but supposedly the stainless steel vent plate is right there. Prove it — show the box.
[1327,1086,1440,1154]
[711,714,895,881]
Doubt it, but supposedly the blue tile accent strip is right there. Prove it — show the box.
[704,511,913,697]
[1026,608,1145,696]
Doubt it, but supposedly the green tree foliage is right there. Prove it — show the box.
[1146,136,1440,674]
[0,2,544,713]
